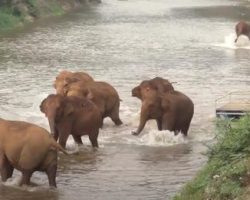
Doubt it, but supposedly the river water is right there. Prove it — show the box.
[0,0,250,199]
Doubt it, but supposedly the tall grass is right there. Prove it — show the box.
[174,116,250,200]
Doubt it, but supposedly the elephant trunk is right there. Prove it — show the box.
[48,118,56,135]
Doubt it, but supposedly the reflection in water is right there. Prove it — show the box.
[0,0,250,199]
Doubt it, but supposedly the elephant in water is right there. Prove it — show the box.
[0,118,67,187]
[235,21,250,42]
[160,90,194,136]
[131,77,193,136]
[64,81,123,126]
[40,94,102,148]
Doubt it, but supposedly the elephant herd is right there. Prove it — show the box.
[0,70,194,188]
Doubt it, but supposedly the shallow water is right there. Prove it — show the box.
[0,0,250,199]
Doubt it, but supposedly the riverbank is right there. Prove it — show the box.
[0,0,99,32]
[174,116,250,200]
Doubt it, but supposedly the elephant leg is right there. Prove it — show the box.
[174,130,180,135]
[20,170,33,186]
[46,164,57,188]
[72,135,83,145]
[181,122,191,136]
[157,118,162,131]
[162,113,175,132]
[89,131,99,148]
[0,155,14,182]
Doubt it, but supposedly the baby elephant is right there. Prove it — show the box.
[0,118,67,187]
[40,94,102,148]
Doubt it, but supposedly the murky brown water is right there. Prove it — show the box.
[0,0,250,199]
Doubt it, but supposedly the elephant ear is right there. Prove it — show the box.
[64,102,74,116]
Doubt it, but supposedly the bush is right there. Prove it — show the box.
[174,115,250,200]
[0,7,20,31]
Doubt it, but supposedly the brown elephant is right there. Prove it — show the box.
[53,70,94,95]
[132,80,164,135]
[235,21,250,42]
[131,78,193,136]
[160,90,194,136]
[40,94,102,148]
[0,118,67,187]
[132,77,174,100]
[64,81,123,126]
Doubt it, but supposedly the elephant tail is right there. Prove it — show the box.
[49,139,68,155]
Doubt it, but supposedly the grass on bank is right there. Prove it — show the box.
[174,115,250,200]
[0,7,20,31]
[0,0,65,32]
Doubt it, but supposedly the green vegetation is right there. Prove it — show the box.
[174,116,250,200]
[46,1,64,16]
[0,6,20,31]
[0,0,79,32]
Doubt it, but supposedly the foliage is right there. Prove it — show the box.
[0,6,20,31]
[47,1,64,16]
[174,115,250,200]
[25,0,39,17]
[0,0,67,32]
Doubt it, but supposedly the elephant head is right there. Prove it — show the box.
[40,94,74,135]
[64,81,88,97]
[54,71,79,95]
[132,85,142,99]
[132,77,174,100]
[149,77,174,93]
[132,80,159,101]
[53,71,94,95]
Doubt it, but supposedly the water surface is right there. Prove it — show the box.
[0,0,250,199]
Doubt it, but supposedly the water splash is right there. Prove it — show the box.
[214,33,250,49]
[235,35,250,47]
[140,130,187,146]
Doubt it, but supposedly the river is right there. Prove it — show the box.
[0,0,250,199]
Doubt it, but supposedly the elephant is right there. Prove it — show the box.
[64,81,123,126]
[235,21,250,42]
[132,80,164,135]
[0,118,67,187]
[132,77,174,100]
[40,94,102,148]
[131,78,193,136]
[53,70,94,95]
[160,90,194,136]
